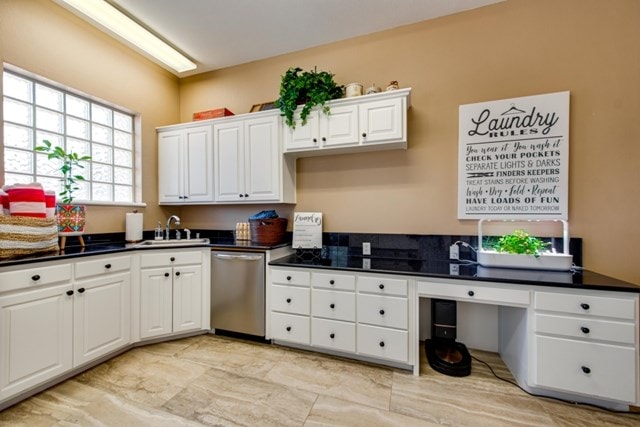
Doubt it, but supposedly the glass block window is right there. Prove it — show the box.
[3,68,136,204]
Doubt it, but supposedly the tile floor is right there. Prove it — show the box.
[0,334,638,426]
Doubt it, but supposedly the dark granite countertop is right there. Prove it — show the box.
[269,250,640,293]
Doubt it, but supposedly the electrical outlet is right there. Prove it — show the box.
[449,264,460,275]
[449,244,459,260]
[363,242,371,256]
[362,258,371,269]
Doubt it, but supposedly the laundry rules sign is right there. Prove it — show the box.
[458,91,569,220]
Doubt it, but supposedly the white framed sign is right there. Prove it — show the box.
[292,212,323,249]
[458,91,569,220]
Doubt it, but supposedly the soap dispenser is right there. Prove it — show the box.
[154,221,163,240]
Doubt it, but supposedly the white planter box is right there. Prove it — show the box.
[477,250,573,271]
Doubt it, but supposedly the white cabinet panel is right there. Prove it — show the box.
[535,291,636,320]
[357,293,407,330]
[271,312,310,345]
[312,289,356,322]
[140,267,173,339]
[271,284,310,315]
[312,272,356,291]
[172,265,203,333]
[359,97,403,144]
[357,324,408,363]
[312,317,356,352]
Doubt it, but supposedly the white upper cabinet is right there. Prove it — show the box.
[158,124,214,204]
[283,88,411,157]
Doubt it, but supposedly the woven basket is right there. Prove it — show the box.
[0,216,59,259]
[249,218,288,246]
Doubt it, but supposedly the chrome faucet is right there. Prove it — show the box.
[165,215,181,240]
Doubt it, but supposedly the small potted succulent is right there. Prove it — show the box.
[276,66,344,129]
[35,140,91,233]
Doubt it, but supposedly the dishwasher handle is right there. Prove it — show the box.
[213,253,263,261]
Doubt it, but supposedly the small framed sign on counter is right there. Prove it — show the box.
[292,212,323,249]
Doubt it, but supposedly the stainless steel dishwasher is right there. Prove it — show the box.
[211,251,265,337]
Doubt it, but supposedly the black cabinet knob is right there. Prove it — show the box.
[286,298,292,303]
[239,194,244,197]
[580,326,590,334]
[379,284,385,290]
[321,137,326,142]
[330,303,335,309]
[312,138,317,143]
[580,303,590,310]
[286,276,292,281]
[379,341,385,347]
[183,196,188,199]
[329,333,335,339]
[175,271,181,276]
[170,257,175,262]
[66,290,74,296]
[581,366,591,374]
[32,274,40,281]
[379,309,385,315]
[77,287,85,293]
[329,279,335,285]
[362,133,367,138]
[105,264,111,269]
[468,290,475,297]
[244,194,249,198]
[164,272,170,277]
[286,326,292,332]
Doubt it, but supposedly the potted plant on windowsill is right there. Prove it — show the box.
[276,66,344,129]
[35,140,91,235]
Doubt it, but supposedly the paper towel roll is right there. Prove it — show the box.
[125,212,143,242]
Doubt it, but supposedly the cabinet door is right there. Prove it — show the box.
[0,284,73,401]
[283,110,320,152]
[359,97,403,144]
[320,104,359,148]
[73,272,131,366]
[172,265,203,333]
[140,267,173,339]
[244,116,280,201]
[158,130,183,203]
[214,120,245,202]
[184,126,214,202]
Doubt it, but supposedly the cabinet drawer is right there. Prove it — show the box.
[271,284,310,315]
[311,289,355,322]
[312,272,355,291]
[311,317,356,353]
[140,250,202,268]
[534,335,636,403]
[417,281,530,306]
[0,263,72,293]
[75,255,131,279]
[535,313,636,345]
[535,291,636,320]
[271,269,310,287]
[270,312,310,345]
[357,294,408,330]
[358,276,407,296]
[357,324,408,363]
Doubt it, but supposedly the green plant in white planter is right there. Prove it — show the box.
[488,229,550,257]
[35,140,91,233]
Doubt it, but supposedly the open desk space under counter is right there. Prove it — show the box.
[268,248,640,411]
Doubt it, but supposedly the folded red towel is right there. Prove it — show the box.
[5,185,46,218]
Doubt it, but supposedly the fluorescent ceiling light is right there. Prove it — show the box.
[57,0,197,73]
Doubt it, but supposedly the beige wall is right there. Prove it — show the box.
[179,0,640,284]
[1,0,638,284]
[0,0,181,233]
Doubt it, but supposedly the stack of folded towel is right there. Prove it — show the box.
[0,183,56,218]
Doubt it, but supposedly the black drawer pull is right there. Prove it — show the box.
[362,133,367,138]
[379,341,385,347]
[330,303,335,309]
[105,264,112,269]
[286,298,292,303]
[164,272,170,277]
[286,275,292,281]
[32,274,41,281]
[581,366,591,374]
[580,303,590,310]
[329,333,335,339]
[66,290,74,296]
[170,257,175,262]
[286,326,291,332]
[77,287,85,293]
[312,138,317,143]
[379,284,384,290]
[329,279,335,285]
[379,309,385,315]
[468,290,475,297]
[175,271,181,276]
[580,326,590,334]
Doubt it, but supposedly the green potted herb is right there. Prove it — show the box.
[35,140,91,233]
[489,229,550,257]
[276,66,344,129]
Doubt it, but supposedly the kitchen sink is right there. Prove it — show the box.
[133,238,210,248]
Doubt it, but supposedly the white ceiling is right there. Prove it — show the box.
[102,0,504,77]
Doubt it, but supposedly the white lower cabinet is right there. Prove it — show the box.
[269,267,412,368]
[139,251,204,340]
[531,289,638,404]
